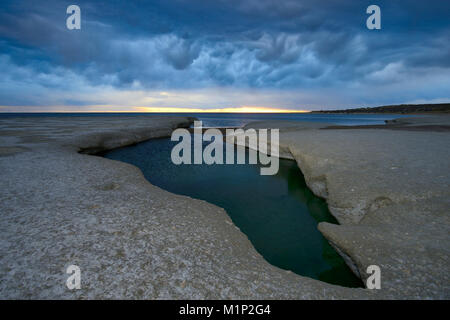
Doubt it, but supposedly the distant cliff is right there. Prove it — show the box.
[313,103,450,114]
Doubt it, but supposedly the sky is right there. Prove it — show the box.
[0,0,449,112]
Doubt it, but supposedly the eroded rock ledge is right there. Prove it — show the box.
[0,116,373,299]
[0,115,447,299]
[242,117,450,299]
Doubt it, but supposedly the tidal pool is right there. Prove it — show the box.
[104,136,363,287]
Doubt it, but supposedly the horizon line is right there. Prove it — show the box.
[0,106,312,113]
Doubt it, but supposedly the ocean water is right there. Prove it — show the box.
[104,136,364,288]
[180,112,411,127]
[0,112,411,127]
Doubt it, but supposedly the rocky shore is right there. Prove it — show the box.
[0,115,448,299]
[313,103,450,114]
[240,115,450,299]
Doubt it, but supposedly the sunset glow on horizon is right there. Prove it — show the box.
[0,105,312,113]
[134,106,311,113]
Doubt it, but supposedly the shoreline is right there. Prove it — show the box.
[0,115,448,299]
[322,124,450,132]
[311,112,450,115]
[310,103,450,114]
[0,115,372,299]
[241,116,450,298]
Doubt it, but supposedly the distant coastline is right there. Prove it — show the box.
[312,103,450,114]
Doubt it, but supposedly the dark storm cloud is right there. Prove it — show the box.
[0,0,449,108]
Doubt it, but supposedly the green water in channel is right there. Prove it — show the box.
[104,136,363,288]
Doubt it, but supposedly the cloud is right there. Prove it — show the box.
[0,0,449,110]
[160,35,201,70]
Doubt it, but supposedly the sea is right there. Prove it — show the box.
[0,112,412,127]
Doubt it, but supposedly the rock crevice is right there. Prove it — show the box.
[243,118,450,298]
[0,116,375,299]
